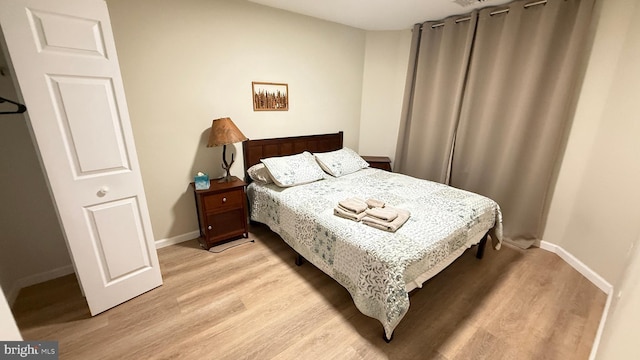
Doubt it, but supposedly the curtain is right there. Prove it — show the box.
[398,0,595,246]
[395,14,477,183]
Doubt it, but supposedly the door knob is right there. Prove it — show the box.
[98,186,110,196]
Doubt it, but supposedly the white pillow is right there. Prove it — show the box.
[314,147,369,177]
[247,163,273,184]
[261,151,325,187]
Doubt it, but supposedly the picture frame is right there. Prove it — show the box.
[252,82,288,111]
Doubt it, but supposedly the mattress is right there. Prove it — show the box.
[247,167,503,339]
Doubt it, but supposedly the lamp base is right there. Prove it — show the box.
[219,145,234,182]
[218,174,233,183]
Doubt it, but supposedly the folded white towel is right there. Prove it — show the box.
[362,207,410,232]
[334,206,366,222]
[364,207,398,221]
[338,197,368,214]
[366,198,385,209]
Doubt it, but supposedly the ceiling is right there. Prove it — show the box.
[248,0,513,31]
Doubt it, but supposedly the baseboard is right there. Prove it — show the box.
[155,230,200,249]
[6,232,199,306]
[539,241,612,293]
[7,264,75,307]
[537,241,612,360]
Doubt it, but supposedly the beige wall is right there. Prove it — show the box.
[543,0,640,288]
[542,0,640,355]
[106,0,366,242]
[358,30,412,167]
[566,0,640,358]
[0,40,71,302]
[597,233,640,359]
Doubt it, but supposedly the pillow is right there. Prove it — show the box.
[314,147,369,177]
[261,151,325,187]
[247,163,273,184]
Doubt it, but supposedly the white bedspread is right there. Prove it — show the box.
[247,168,503,339]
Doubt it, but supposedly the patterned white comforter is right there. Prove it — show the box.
[247,168,503,339]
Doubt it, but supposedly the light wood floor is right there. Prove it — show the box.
[12,224,606,360]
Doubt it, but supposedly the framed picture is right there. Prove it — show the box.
[252,82,288,111]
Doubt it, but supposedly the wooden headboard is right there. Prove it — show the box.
[242,131,344,181]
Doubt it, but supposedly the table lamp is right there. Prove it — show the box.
[207,117,248,182]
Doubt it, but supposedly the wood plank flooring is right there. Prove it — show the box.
[11,224,606,359]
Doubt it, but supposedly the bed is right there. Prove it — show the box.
[242,132,503,341]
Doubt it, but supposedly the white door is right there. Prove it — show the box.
[0,287,21,340]
[0,0,162,315]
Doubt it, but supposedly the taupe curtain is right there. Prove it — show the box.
[397,0,595,245]
[395,14,477,183]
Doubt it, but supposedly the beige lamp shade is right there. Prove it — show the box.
[207,117,248,147]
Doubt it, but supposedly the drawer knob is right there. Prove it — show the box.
[222,197,227,203]
[208,225,212,230]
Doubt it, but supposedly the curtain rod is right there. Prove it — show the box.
[427,0,548,27]
[524,0,547,8]
[430,16,471,28]
[491,0,547,16]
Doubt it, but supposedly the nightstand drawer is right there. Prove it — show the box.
[203,189,243,211]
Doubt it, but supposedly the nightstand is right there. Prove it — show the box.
[191,176,249,250]
[362,156,392,172]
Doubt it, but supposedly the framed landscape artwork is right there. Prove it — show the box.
[252,82,288,111]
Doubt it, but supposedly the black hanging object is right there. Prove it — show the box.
[0,96,27,115]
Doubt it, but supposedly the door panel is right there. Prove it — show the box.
[0,0,162,315]
[26,8,106,57]
[85,197,152,282]
[48,75,130,176]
